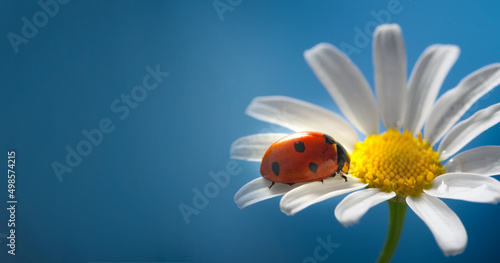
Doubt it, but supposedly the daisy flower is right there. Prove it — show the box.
[231,24,500,261]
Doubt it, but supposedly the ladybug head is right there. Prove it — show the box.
[335,142,350,174]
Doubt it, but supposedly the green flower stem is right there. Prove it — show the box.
[376,198,407,263]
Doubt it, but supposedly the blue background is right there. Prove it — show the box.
[1,0,500,262]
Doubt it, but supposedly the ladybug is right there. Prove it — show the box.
[260,131,350,188]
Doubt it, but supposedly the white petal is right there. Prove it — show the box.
[407,194,467,256]
[334,188,395,227]
[424,173,500,203]
[234,177,307,209]
[403,45,460,135]
[280,175,367,216]
[304,43,379,135]
[230,133,287,161]
[445,146,500,176]
[373,24,407,130]
[439,102,500,160]
[424,64,500,146]
[245,96,358,152]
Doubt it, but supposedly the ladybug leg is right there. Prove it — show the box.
[320,179,324,184]
[341,174,348,182]
[287,183,295,186]
[331,172,348,182]
[268,182,275,189]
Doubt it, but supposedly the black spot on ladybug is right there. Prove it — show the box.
[294,141,305,153]
[309,162,319,173]
[272,162,280,176]
[324,134,335,145]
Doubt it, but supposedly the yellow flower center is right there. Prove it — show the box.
[350,129,444,197]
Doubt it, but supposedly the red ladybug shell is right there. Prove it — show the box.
[260,131,348,184]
